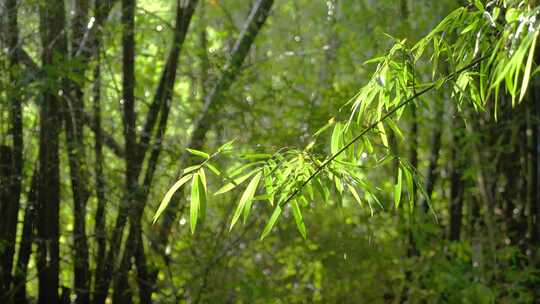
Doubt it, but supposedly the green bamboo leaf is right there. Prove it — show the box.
[347,184,363,207]
[153,174,193,224]
[519,32,538,103]
[183,165,200,175]
[260,205,282,240]
[473,0,483,12]
[186,148,210,159]
[214,169,258,195]
[334,175,344,194]
[229,171,262,230]
[314,117,335,137]
[394,167,403,208]
[505,8,519,23]
[403,166,414,208]
[198,168,207,223]
[217,139,235,152]
[331,122,342,155]
[205,163,221,176]
[242,171,262,224]
[377,123,388,148]
[313,178,329,202]
[190,173,200,234]
[291,200,307,239]
[264,168,275,205]
[229,162,263,177]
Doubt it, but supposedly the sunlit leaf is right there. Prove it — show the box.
[331,122,342,155]
[242,171,263,224]
[215,169,258,195]
[198,168,207,223]
[291,200,307,239]
[153,174,193,224]
[190,173,200,234]
[519,31,538,103]
[347,184,363,207]
[186,148,210,159]
[183,165,200,175]
[205,163,221,176]
[394,167,402,208]
[229,171,262,230]
[260,205,282,240]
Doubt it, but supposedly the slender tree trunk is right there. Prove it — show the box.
[92,2,108,302]
[95,0,137,302]
[64,1,91,302]
[0,146,13,297]
[449,115,465,241]
[0,0,23,299]
[12,170,38,304]
[530,78,539,261]
[422,103,444,211]
[37,0,66,302]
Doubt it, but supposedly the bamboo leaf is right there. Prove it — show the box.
[377,122,389,148]
[334,175,344,195]
[519,31,538,103]
[291,200,307,239]
[215,169,258,195]
[331,122,342,155]
[205,163,221,176]
[394,167,403,208]
[314,117,335,137]
[229,171,262,230]
[242,171,262,224]
[186,148,210,159]
[348,184,363,207]
[217,139,235,152]
[183,165,200,175]
[190,173,200,234]
[153,174,193,224]
[260,205,282,240]
[198,168,207,223]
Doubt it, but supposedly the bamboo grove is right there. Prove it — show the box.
[1,0,540,303]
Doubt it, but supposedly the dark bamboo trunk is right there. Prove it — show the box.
[449,117,465,241]
[92,1,108,301]
[12,170,38,304]
[422,104,444,211]
[0,0,24,299]
[37,0,66,302]
[63,1,91,302]
[94,0,137,301]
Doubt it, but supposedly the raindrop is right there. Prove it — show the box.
[87,17,96,30]
[179,217,186,226]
